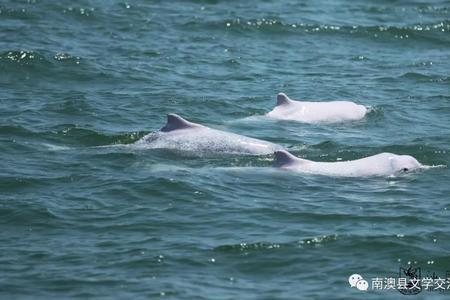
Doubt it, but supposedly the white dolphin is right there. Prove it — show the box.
[133,114,282,155]
[273,150,422,177]
[266,93,368,123]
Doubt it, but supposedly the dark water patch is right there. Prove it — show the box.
[142,50,162,57]
[0,176,49,193]
[0,124,142,149]
[43,93,93,116]
[0,201,60,226]
[310,140,340,151]
[46,125,145,147]
[0,50,91,83]
[426,94,450,101]
[0,124,33,137]
[399,72,450,82]
[224,58,240,67]
[0,173,92,195]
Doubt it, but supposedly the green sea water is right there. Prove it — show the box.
[1,0,450,299]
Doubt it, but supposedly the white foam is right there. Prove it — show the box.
[41,143,71,151]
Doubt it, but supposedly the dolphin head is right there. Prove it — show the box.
[390,155,422,174]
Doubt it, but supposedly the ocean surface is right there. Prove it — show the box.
[1,0,450,299]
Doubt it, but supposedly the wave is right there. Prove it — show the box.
[373,72,450,84]
[0,124,145,147]
[47,125,146,146]
[0,50,81,67]
[0,50,50,67]
[0,204,59,226]
[212,231,444,253]
[0,4,96,20]
[213,235,338,252]
[398,72,450,82]
[0,50,89,83]
[181,18,450,44]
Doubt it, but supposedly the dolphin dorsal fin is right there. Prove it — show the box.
[273,150,302,167]
[161,114,197,132]
[276,93,293,106]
